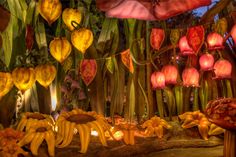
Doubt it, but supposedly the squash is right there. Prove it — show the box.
[12,67,36,92]
[0,72,13,98]
[49,37,72,63]
[35,63,57,88]
[71,28,93,54]
[38,0,62,25]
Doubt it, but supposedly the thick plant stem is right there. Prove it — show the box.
[224,130,236,157]
[146,21,154,118]
[193,88,199,111]
[225,79,233,98]
[156,89,164,118]
[183,87,191,112]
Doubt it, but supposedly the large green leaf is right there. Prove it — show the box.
[35,19,47,57]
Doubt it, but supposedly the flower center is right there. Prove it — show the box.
[27,113,46,120]
[67,114,96,124]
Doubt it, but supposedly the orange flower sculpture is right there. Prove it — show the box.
[16,112,54,132]
[17,121,55,156]
[55,109,112,153]
[38,0,62,25]
[35,63,57,88]
[142,116,172,138]
[179,110,210,140]
[0,72,13,98]
[0,128,28,157]
[12,67,36,92]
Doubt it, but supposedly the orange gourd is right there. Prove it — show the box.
[62,8,82,31]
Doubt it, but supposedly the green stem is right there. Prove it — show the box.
[203,80,209,110]
[225,79,233,98]
[156,89,164,118]
[221,80,227,98]
[193,87,199,111]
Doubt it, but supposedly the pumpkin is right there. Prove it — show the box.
[199,53,214,71]
[35,64,57,88]
[151,71,165,89]
[38,0,62,25]
[150,28,165,50]
[213,59,232,79]
[182,67,199,87]
[179,36,195,56]
[71,28,93,54]
[12,67,36,92]
[161,65,178,85]
[207,32,224,50]
[49,37,72,63]
[0,72,13,98]
[62,8,82,31]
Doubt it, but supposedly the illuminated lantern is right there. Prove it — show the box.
[199,53,214,71]
[49,37,72,63]
[230,24,236,44]
[71,28,93,54]
[150,28,165,50]
[12,67,36,92]
[207,32,224,50]
[182,67,199,87]
[161,65,178,85]
[179,36,194,56]
[213,59,232,79]
[35,64,57,88]
[38,0,62,25]
[62,8,82,31]
[151,71,165,89]
[0,72,13,98]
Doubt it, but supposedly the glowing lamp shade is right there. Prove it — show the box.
[199,54,214,71]
[151,71,165,89]
[207,33,224,50]
[213,59,232,79]
[182,67,199,87]
[179,36,194,55]
[161,65,178,85]
[231,24,236,44]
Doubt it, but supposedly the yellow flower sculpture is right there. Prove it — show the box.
[55,109,112,153]
[17,112,54,132]
[179,110,210,140]
[71,28,93,54]
[17,121,55,156]
[142,116,172,138]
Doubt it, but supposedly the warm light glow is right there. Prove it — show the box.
[91,130,98,136]
[214,59,232,79]
[161,65,178,85]
[50,83,57,111]
[151,71,165,89]
[199,53,214,71]
[113,131,124,140]
[207,32,224,50]
[179,36,194,55]
[182,67,199,87]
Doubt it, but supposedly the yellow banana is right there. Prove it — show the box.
[76,124,86,153]
[30,132,45,156]
[25,118,38,131]
[45,130,55,157]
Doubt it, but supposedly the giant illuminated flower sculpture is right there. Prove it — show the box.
[142,116,171,138]
[16,112,55,132]
[179,111,210,140]
[55,109,112,153]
